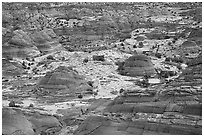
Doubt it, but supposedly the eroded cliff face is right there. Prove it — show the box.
[2,2,202,135]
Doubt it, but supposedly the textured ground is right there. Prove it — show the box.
[2,2,202,135]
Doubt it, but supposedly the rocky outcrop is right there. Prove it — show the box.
[74,54,202,135]
[28,113,62,135]
[74,114,201,135]
[75,79,202,135]
[2,108,35,135]
[2,107,63,135]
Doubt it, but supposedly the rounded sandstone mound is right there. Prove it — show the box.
[118,54,156,77]
[181,40,197,48]
[37,66,93,95]
[3,30,40,58]
[2,59,25,77]
[3,28,64,59]
[30,29,63,52]
[180,40,201,56]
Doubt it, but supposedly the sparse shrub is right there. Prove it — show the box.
[66,47,74,52]
[168,42,172,46]
[29,103,34,107]
[164,35,170,39]
[138,42,144,48]
[22,61,26,67]
[9,100,16,107]
[165,57,171,62]
[26,57,30,61]
[116,61,125,71]
[93,55,105,61]
[177,65,182,70]
[87,81,93,87]
[86,88,93,92]
[169,71,176,76]
[155,53,162,58]
[171,57,184,63]
[6,56,13,60]
[110,90,118,95]
[47,55,54,60]
[83,58,89,63]
[61,57,65,61]
[174,37,178,41]
[184,75,192,82]
[93,92,98,96]
[119,88,125,94]
[163,72,169,78]
[78,94,83,99]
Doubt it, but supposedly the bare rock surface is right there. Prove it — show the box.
[2,108,35,135]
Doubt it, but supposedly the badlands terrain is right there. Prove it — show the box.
[2,2,202,135]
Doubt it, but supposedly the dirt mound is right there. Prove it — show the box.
[118,54,156,76]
